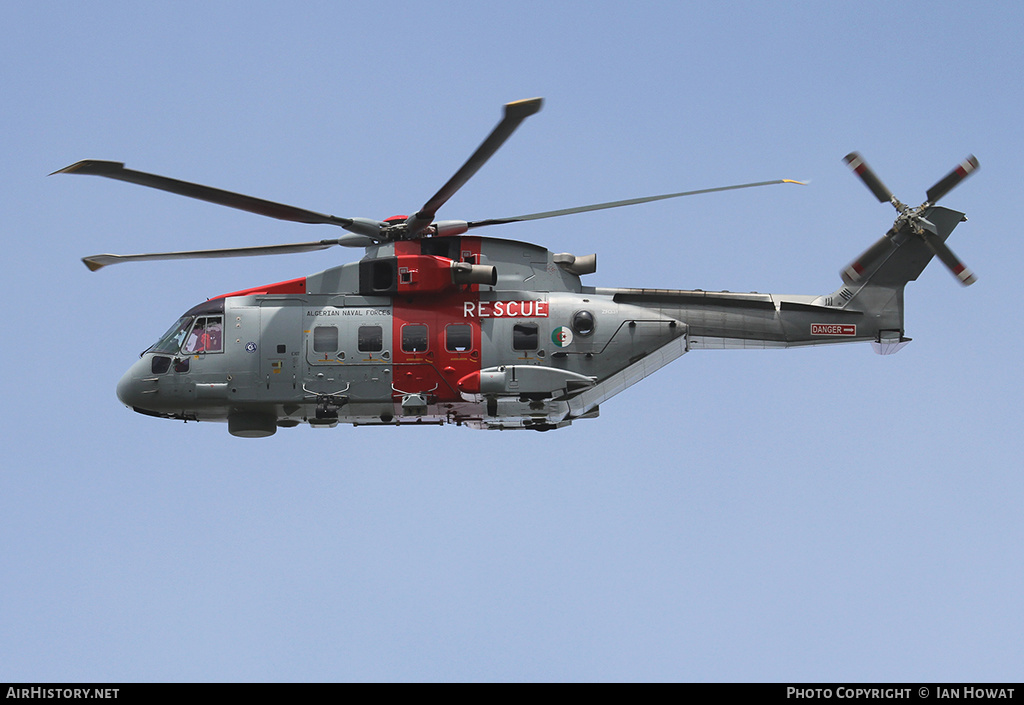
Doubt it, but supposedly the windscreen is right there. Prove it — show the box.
[146,316,193,355]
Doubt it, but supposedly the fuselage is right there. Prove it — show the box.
[114,232,916,436]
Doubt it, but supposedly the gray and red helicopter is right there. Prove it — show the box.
[58,98,978,436]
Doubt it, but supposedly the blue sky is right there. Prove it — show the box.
[2,1,1021,682]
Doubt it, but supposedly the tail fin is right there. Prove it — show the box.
[815,206,967,352]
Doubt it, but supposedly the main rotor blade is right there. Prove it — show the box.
[407,98,543,232]
[920,230,977,286]
[53,160,385,237]
[843,152,894,204]
[926,155,979,203]
[81,239,346,271]
[465,179,805,228]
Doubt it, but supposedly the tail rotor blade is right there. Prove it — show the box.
[843,152,894,204]
[920,229,977,286]
[842,230,897,283]
[926,155,980,203]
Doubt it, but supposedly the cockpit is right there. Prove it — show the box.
[117,298,230,418]
[145,299,225,356]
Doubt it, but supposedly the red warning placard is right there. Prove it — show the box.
[811,323,857,336]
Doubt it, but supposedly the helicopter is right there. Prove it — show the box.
[57,98,978,437]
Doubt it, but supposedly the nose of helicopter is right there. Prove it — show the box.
[116,359,150,410]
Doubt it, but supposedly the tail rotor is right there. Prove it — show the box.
[842,152,979,286]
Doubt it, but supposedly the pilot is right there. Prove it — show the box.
[185,320,205,353]
[205,320,222,352]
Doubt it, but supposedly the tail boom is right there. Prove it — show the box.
[592,205,968,354]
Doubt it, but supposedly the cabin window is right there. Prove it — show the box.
[182,316,223,353]
[402,324,428,353]
[151,356,171,374]
[445,324,473,352]
[313,326,338,353]
[513,323,539,351]
[358,325,383,353]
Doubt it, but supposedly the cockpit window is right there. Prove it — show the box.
[146,299,226,356]
[147,316,193,355]
[183,316,224,353]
